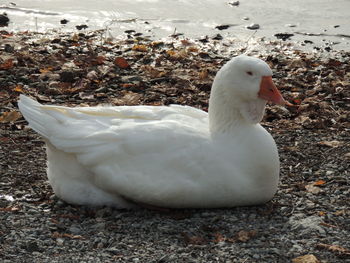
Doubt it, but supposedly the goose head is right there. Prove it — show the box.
[209,55,285,132]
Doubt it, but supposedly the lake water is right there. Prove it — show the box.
[1,0,349,50]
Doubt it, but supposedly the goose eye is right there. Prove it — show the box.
[246,71,253,76]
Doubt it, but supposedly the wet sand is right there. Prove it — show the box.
[1,0,349,51]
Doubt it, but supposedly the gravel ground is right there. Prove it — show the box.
[0,31,349,262]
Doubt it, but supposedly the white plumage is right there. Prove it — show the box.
[18,55,285,209]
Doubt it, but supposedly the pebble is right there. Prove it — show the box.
[229,1,240,6]
[246,23,260,30]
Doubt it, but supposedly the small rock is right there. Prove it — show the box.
[60,19,69,25]
[246,23,260,30]
[242,17,249,20]
[56,238,64,246]
[60,71,76,82]
[76,24,88,30]
[229,1,240,6]
[215,24,231,30]
[26,240,40,252]
[4,44,14,53]
[86,70,98,80]
[274,33,294,41]
[212,34,223,40]
[285,24,297,27]
[0,13,9,27]
[69,225,82,235]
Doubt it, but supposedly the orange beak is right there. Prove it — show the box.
[258,76,285,105]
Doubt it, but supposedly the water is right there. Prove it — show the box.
[1,0,349,50]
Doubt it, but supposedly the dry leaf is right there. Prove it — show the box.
[0,58,14,70]
[213,232,225,243]
[114,57,130,69]
[132,45,148,52]
[181,232,207,245]
[292,254,320,263]
[92,56,105,65]
[199,69,209,80]
[39,67,54,73]
[318,140,342,147]
[51,232,84,239]
[317,243,350,257]
[142,65,166,78]
[13,85,24,93]
[0,111,22,123]
[0,206,20,212]
[113,92,142,105]
[313,180,326,186]
[187,46,199,53]
[305,184,322,194]
[236,230,257,242]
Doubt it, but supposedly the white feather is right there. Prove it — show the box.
[18,55,281,208]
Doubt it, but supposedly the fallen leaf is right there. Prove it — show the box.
[181,232,207,245]
[0,206,20,212]
[213,232,226,243]
[313,180,326,186]
[0,111,22,123]
[114,57,130,69]
[236,230,257,242]
[141,65,166,78]
[92,56,105,65]
[318,140,342,147]
[13,85,24,93]
[187,46,199,53]
[305,184,322,194]
[292,254,320,263]
[0,58,14,70]
[112,92,142,105]
[333,210,346,216]
[199,69,209,80]
[132,45,148,52]
[39,67,54,73]
[51,232,84,239]
[316,243,350,257]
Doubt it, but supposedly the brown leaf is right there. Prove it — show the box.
[141,65,166,78]
[181,232,207,245]
[199,69,209,80]
[305,184,322,194]
[0,58,14,70]
[313,180,326,186]
[0,206,20,212]
[92,56,105,65]
[112,92,142,105]
[317,243,350,257]
[132,45,148,52]
[114,57,130,69]
[13,85,24,93]
[318,140,342,147]
[51,232,84,239]
[236,230,257,242]
[292,254,320,263]
[213,232,225,243]
[0,111,22,123]
[39,67,54,73]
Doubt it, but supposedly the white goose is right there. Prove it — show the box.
[18,55,285,209]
